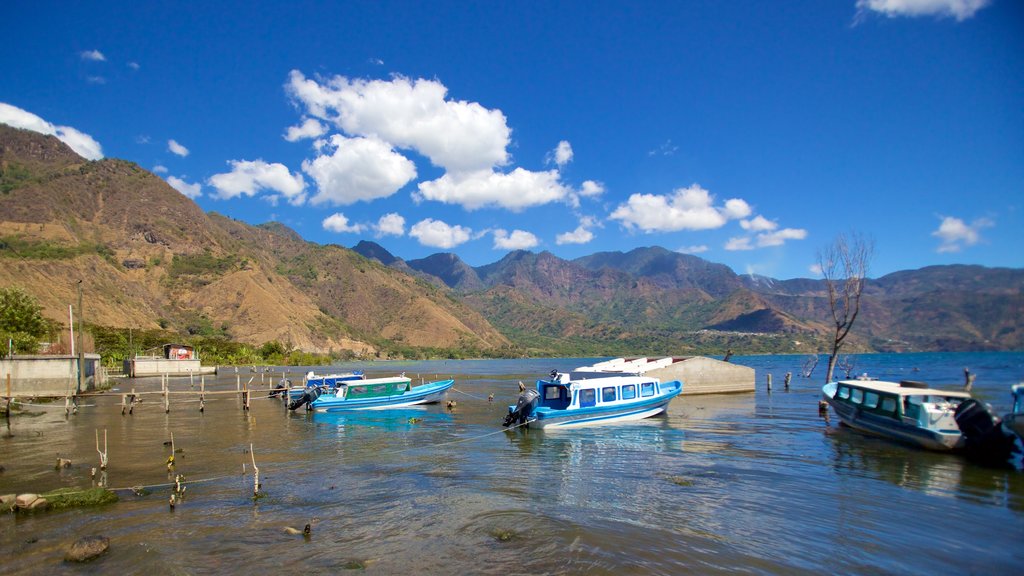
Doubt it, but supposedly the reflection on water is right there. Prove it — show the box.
[0,353,1022,574]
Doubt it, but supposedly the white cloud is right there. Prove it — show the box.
[128,61,140,71]
[740,215,777,232]
[550,140,573,167]
[302,134,417,206]
[86,76,106,85]
[166,176,201,199]
[556,225,595,245]
[168,139,190,157]
[932,215,993,253]
[0,102,103,160]
[855,0,990,21]
[648,139,679,157]
[809,263,823,276]
[208,159,307,205]
[286,70,511,172]
[81,49,106,61]
[493,229,539,250]
[376,213,406,236]
[409,218,472,249]
[725,237,754,251]
[152,165,168,174]
[677,245,709,254]
[610,184,748,232]
[284,117,327,142]
[579,180,604,198]
[722,199,752,220]
[415,168,572,211]
[322,212,365,233]
[756,228,808,247]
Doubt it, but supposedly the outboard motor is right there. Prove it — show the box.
[955,399,1023,467]
[503,388,540,427]
[288,385,323,411]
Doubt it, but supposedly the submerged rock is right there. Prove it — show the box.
[64,535,109,562]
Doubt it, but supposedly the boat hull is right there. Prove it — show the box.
[528,381,681,429]
[311,379,454,412]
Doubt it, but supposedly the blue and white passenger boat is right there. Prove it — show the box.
[286,370,364,401]
[307,375,454,412]
[503,368,683,429]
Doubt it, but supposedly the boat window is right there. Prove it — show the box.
[622,385,636,400]
[864,392,880,409]
[370,385,386,394]
[880,397,897,415]
[602,387,616,402]
[850,388,863,404]
[350,386,367,395]
[641,382,655,397]
[545,386,562,400]
[837,386,851,400]
[579,388,596,407]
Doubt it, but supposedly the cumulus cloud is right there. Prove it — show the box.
[579,180,604,198]
[128,61,140,71]
[302,134,417,206]
[322,212,365,233]
[549,140,573,167]
[80,49,106,61]
[609,184,748,232]
[409,218,472,249]
[932,215,993,253]
[152,165,168,174]
[415,168,572,211]
[493,229,539,250]
[725,237,754,251]
[757,228,808,247]
[284,117,327,142]
[855,0,990,21]
[556,226,594,245]
[740,215,777,232]
[376,212,406,236]
[208,159,307,205]
[809,263,824,276]
[0,102,103,160]
[678,245,709,254]
[286,70,510,173]
[168,139,190,157]
[166,176,201,199]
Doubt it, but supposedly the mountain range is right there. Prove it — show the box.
[2,124,1021,357]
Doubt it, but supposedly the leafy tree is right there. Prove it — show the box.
[0,286,50,354]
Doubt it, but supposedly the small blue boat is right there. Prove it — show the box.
[310,376,454,412]
[286,370,364,401]
[504,370,682,429]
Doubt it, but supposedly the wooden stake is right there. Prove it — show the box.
[95,428,108,470]
[250,443,260,497]
[766,374,773,392]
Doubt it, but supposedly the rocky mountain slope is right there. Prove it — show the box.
[0,125,510,357]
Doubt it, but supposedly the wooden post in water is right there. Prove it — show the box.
[163,376,170,413]
[784,372,792,391]
[250,443,260,497]
[766,374,772,392]
[200,376,206,412]
[95,428,108,470]
[236,374,240,391]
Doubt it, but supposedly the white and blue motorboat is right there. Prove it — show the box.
[503,369,683,429]
[306,375,454,412]
[285,370,365,401]
[823,379,1022,465]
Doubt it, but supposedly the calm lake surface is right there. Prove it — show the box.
[2,352,1022,574]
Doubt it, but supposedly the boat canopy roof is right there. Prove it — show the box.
[834,379,971,398]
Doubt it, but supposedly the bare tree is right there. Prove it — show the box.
[818,232,874,384]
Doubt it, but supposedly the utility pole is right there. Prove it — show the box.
[77,280,84,395]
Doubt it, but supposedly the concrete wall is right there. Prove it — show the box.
[646,356,754,395]
[0,354,105,397]
[127,358,216,377]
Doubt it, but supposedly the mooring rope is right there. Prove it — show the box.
[9,400,96,409]
[450,387,489,401]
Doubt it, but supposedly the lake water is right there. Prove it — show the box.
[1,352,1022,574]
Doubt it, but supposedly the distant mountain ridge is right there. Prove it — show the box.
[2,124,1019,357]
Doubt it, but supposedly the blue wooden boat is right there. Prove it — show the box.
[286,370,364,400]
[309,376,454,412]
[503,370,682,429]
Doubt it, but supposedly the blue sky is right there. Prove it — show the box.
[2,0,1021,279]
